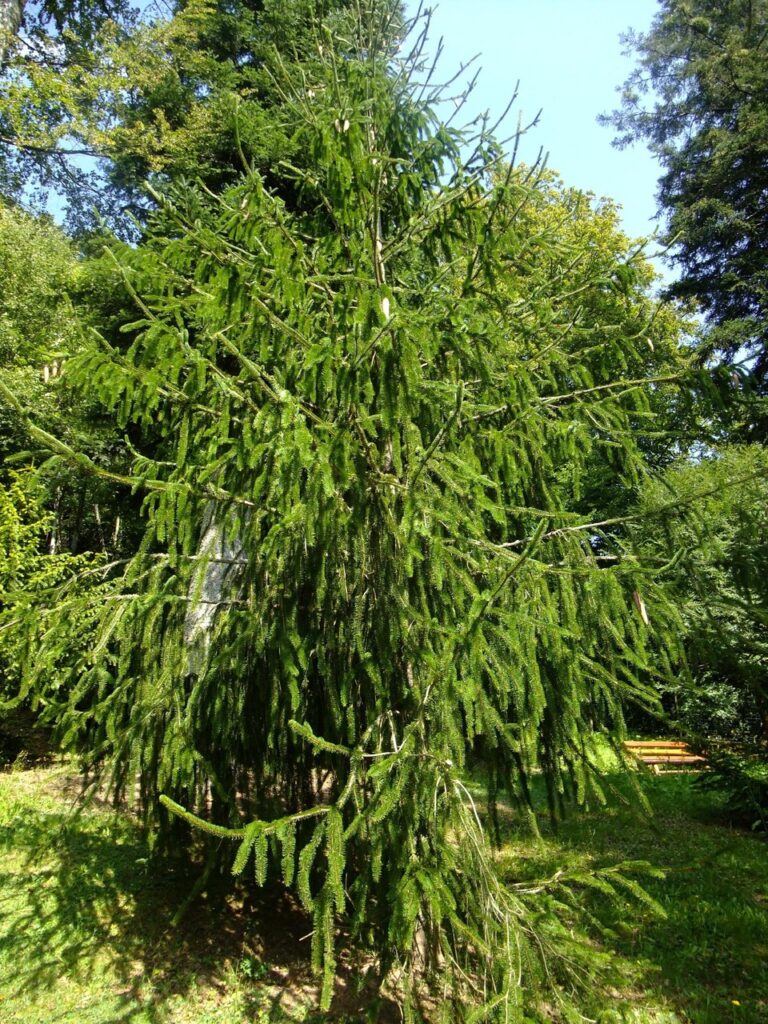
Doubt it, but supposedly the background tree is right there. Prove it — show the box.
[0,202,83,461]
[605,0,768,436]
[0,0,352,231]
[0,0,23,62]
[0,0,134,201]
[1,0,130,64]
[493,168,701,523]
[633,445,768,827]
[0,473,100,702]
[7,3,693,1017]
[0,201,137,555]
[635,445,768,741]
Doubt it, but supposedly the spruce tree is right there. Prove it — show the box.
[11,2,687,1018]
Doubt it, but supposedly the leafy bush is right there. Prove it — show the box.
[635,445,768,743]
[0,474,99,702]
[634,446,768,828]
[697,748,768,832]
[0,203,83,463]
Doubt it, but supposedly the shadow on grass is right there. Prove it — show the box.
[0,708,54,768]
[0,772,397,1023]
[507,772,768,1024]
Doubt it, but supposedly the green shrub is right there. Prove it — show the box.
[0,474,100,701]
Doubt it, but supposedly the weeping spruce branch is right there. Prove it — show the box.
[16,2,689,1020]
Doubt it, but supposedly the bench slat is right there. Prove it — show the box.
[624,741,689,749]
[640,756,706,764]
[622,739,707,772]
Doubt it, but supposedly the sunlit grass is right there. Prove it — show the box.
[494,771,768,1023]
[0,763,332,1024]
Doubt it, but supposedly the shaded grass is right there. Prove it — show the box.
[496,771,768,1023]
[0,761,766,1022]
[0,764,387,1023]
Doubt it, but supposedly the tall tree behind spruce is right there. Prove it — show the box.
[0,0,129,64]
[604,0,768,436]
[0,202,133,556]
[633,445,768,741]
[631,446,768,829]
[0,0,24,61]
[0,205,129,740]
[8,2,690,1018]
[0,0,353,232]
[0,0,135,202]
[490,168,701,524]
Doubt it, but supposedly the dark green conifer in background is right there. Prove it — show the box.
[605,0,768,437]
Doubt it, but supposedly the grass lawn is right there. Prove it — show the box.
[0,760,766,1023]
[498,771,768,1024]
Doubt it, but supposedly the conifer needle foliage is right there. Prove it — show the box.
[15,2,685,1018]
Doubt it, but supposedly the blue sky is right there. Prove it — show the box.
[408,1,663,245]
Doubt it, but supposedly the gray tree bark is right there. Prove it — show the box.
[0,0,24,65]
[183,507,247,676]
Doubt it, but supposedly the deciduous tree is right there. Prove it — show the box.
[0,0,352,231]
[634,445,768,740]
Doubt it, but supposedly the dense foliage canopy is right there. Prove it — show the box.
[0,0,353,231]
[635,445,768,741]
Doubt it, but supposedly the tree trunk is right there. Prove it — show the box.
[0,0,24,65]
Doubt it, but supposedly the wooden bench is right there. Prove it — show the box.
[623,739,707,774]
